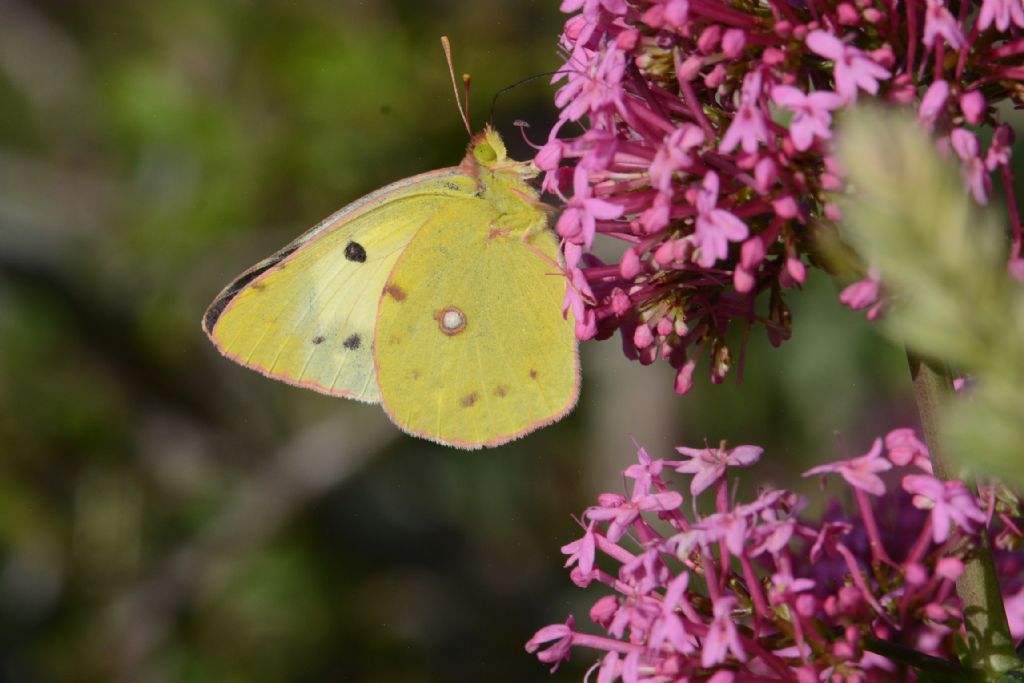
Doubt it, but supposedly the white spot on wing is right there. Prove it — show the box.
[436,306,467,336]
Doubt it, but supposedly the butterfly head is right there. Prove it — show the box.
[469,126,508,166]
[466,125,539,184]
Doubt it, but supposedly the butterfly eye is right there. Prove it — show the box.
[473,142,497,163]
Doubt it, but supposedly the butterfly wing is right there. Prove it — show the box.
[203,169,478,402]
[374,200,580,448]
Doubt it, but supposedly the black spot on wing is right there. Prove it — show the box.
[202,243,300,332]
[342,333,361,350]
[461,392,479,408]
[312,335,326,345]
[345,241,367,262]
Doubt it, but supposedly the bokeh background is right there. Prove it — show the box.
[0,1,920,681]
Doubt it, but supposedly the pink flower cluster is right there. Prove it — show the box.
[541,0,1023,392]
[526,430,1024,681]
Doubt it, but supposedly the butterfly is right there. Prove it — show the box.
[202,125,579,449]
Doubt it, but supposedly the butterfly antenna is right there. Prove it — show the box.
[488,71,568,123]
[441,36,473,137]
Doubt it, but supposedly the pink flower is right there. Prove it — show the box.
[693,172,749,268]
[885,428,932,471]
[806,31,891,102]
[960,91,985,125]
[649,124,704,192]
[562,522,597,575]
[733,237,764,292]
[918,80,950,127]
[839,269,884,319]
[804,438,892,496]
[698,510,752,556]
[769,571,816,605]
[903,475,988,543]
[923,0,966,49]
[1003,586,1024,639]
[839,277,880,309]
[585,467,683,542]
[563,257,597,338]
[560,0,627,21]
[649,572,697,654]
[663,0,690,27]
[718,71,768,153]
[554,45,627,123]
[674,360,696,395]
[672,443,763,496]
[985,124,1013,175]
[525,616,575,671]
[702,597,746,667]
[556,166,624,247]
[951,128,990,204]
[771,85,844,151]
[623,445,662,487]
[1010,258,1024,283]
[978,0,1024,30]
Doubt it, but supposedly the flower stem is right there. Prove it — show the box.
[907,350,1019,675]
[864,636,982,682]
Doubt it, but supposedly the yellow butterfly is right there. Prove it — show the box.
[202,124,579,449]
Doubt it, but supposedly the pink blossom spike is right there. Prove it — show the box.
[530,434,1022,679]
[543,0,1024,396]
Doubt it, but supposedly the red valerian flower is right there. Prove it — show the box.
[540,0,1023,393]
[528,433,1024,680]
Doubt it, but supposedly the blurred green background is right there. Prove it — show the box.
[0,1,918,681]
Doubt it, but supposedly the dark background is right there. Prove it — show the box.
[0,1,914,681]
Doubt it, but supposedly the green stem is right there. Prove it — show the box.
[864,636,982,683]
[907,351,1018,676]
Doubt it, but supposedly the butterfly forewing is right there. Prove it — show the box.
[203,170,478,402]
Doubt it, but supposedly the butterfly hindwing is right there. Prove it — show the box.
[374,199,580,448]
[203,169,478,402]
